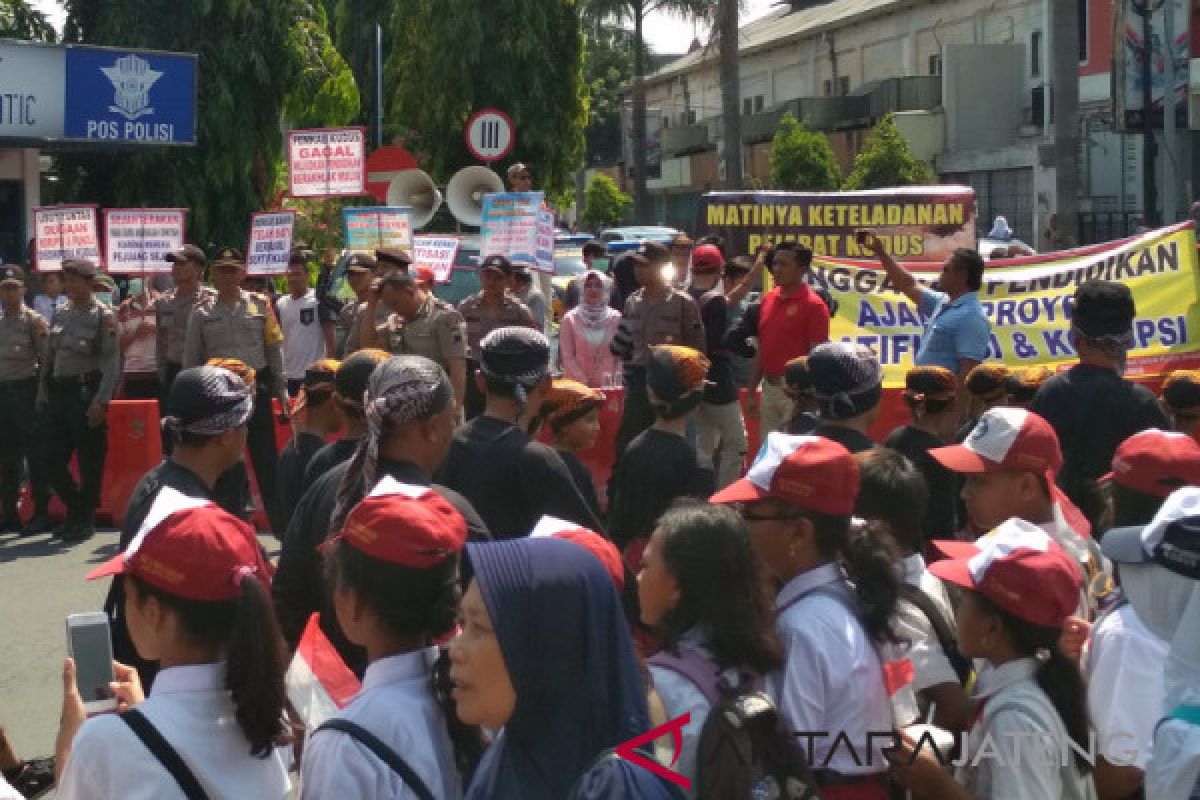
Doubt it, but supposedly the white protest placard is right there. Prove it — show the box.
[103,209,187,273]
[288,127,367,198]
[413,235,461,283]
[35,205,101,272]
[246,211,295,275]
[481,191,553,273]
[535,207,555,274]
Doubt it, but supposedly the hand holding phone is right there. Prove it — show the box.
[65,613,117,714]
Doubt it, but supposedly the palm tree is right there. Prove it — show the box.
[1,0,58,41]
[584,0,715,223]
[713,0,741,189]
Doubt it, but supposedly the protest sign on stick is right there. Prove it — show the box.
[103,209,187,274]
[288,127,367,198]
[342,207,413,252]
[481,191,553,273]
[246,211,296,275]
[413,235,461,283]
[35,205,101,272]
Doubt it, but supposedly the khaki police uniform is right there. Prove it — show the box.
[613,286,706,457]
[41,285,120,531]
[182,285,288,534]
[457,290,535,418]
[155,285,216,394]
[0,299,47,523]
[376,293,467,371]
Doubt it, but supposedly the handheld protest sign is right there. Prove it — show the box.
[103,208,187,274]
[35,204,101,272]
[288,127,367,198]
[246,211,295,276]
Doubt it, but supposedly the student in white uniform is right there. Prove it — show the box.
[300,477,468,800]
[710,433,898,800]
[890,519,1095,800]
[637,502,783,783]
[54,491,291,800]
[854,448,973,735]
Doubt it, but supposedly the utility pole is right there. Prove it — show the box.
[1133,0,1165,227]
[631,1,651,224]
[718,0,742,189]
[1163,0,1177,222]
[1051,0,1080,246]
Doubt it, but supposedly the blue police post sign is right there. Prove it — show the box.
[62,45,197,145]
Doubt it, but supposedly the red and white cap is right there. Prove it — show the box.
[710,433,859,515]
[530,515,625,591]
[690,244,725,273]
[929,518,1082,628]
[322,476,466,567]
[930,407,1062,475]
[1104,429,1200,497]
[87,487,269,602]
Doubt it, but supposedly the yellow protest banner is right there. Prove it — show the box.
[811,223,1200,387]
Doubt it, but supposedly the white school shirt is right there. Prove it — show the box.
[277,290,326,380]
[768,563,892,776]
[56,663,291,800]
[958,658,1095,800]
[0,773,22,800]
[647,629,715,783]
[1085,603,1167,771]
[300,647,461,800]
[893,553,960,692]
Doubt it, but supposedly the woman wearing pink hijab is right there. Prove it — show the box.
[559,270,622,387]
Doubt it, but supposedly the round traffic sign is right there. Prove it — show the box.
[364,145,418,203]
[465,109,515,164]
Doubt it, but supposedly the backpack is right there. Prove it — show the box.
[897,583,973,687]
[648,647,820,800]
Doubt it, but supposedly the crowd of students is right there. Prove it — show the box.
[3,234,1200,800]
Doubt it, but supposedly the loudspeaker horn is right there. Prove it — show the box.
[386,168,443,230]
[446,166,505,227]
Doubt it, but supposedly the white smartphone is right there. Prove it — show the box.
[66,612,117,714]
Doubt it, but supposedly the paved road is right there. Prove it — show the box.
[0,526,285,795]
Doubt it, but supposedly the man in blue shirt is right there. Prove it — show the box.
[857,229,991,409]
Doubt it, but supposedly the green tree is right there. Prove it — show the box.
[584,0,715,220]
[769,113,840,190]
[583,21,643,167]
[321,0,395,143]
[581,173,631,229]
[55,0,358,248]
[0,0,56,40]
[842,114,933,190]
[386,0,586,196]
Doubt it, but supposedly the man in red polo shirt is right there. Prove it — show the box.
[726,242,831,435]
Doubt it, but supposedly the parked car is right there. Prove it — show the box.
[598,226,680,244]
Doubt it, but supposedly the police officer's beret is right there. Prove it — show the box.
[0,265,25,286]
[212,248,245,269]
[346,253,376,273]
[480,254,514,277]
[62,258,98,277]
[166,244,206,266]
[376,249,412,270]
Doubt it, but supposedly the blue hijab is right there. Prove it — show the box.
[464,537,679,800]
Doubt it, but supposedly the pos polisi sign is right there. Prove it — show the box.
[63,46,197,145]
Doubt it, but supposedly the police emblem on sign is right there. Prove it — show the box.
[101,54,163,121]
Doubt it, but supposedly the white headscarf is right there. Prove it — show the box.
[573,269,619,333]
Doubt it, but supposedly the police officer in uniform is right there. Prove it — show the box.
[457,254,536,418]
[40,258,120,542]
[359,268,468,410]
[182,247,290,535]
[0,266,47,533]
[336,252,376,356]
[156,244,215,399]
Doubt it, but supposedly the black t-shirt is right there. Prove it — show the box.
[812,421,878,455]
[688,285,737,405]
[436,415,604,540]
[303,435,362,491]
[782,410,820,436]
[273,457,490,675]
[560,449,602,520]
[607,428,715,549]
[1030,364,1170,487]
[885,425,959,539]
[276,432,325,530]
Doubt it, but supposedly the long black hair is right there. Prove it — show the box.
[978,595,1092,772]
[325,540,484,780]
[652,502,783,674]
[808,510,900,645]
[128,574,286,758]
